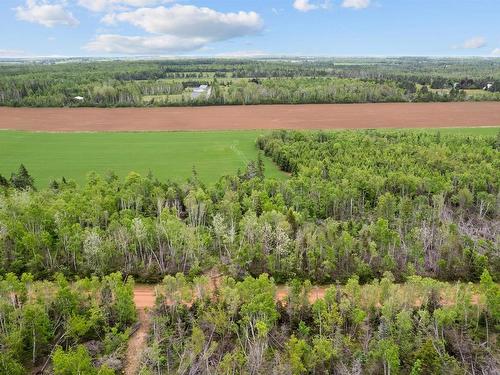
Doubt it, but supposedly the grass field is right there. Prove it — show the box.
[1,127,497,188]
[396,127,500,136]
[0,131,285,187]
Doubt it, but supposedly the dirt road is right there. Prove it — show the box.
[1,102,499,132]
[124,285,156,375]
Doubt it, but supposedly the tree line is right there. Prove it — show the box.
[1,58,499,107]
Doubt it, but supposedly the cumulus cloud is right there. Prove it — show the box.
[77,0,172,12]
[342,0,371,9]
[492,48,500,56]
[459,36,486,49]
[84,34,209,54]
[85,4,263,54]
[102,5,263,37]
[15,0,79,27]
[293,0,330,12]
[293,0,319,12]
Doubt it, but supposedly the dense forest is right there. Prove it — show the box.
[0,129,499,373]
[1,57,499,107]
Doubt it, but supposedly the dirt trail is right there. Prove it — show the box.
[1,102,500,132]
[124,285,156,375]
[276,285,328,304]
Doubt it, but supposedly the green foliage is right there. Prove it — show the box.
[0,273,135,372]
[287,335,311,375]
[1,58,499,107]
[0,353,24,375]
[413,340,442,375]
[238,274,278,329]
[9,164,34,190]
[143,274,496,375]
[480,269,500,328]
[52,345,96,375]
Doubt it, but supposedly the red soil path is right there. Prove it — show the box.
[1,102,500,132]
[124,285,156,375]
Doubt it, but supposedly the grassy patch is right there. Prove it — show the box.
[0,131,285,187]
[382,126,499,136]
[425,127,500,136]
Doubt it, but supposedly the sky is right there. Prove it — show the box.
[0,0,499,58]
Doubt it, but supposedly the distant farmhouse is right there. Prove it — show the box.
[191,85,211,99]
[483,83,494,91]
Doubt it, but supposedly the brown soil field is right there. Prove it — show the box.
[1,102,500,132]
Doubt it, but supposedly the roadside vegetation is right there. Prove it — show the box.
[138,271,499,374]
[1,58,499,107]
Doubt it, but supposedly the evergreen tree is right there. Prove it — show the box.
[10,164,34,190]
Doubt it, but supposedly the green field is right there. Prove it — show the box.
[1,127,497,188]
[0,131,285,187]
[394,127,500,136]
[438,127,500,135]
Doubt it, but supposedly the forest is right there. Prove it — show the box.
[1,57,500,107]
[0,129,499,373]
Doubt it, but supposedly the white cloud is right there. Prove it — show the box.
[102,5,263,37]
[85,4,263,54]
[293,0,330,12]
[293,0,317,12]
[15,0,79,27]
[460,36,486,49]
[492,48,500,56]
[342,0,371,9]
[84,34,209,54]
[77,0,172,12]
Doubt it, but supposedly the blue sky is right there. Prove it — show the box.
[1,0,499,57]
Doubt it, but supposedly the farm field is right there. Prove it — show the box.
[1,126,497,188]
[1,102,500,132]
[0,130,284,187]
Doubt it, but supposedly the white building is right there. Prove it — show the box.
[191,85,210,99]
[483,83,494,91]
